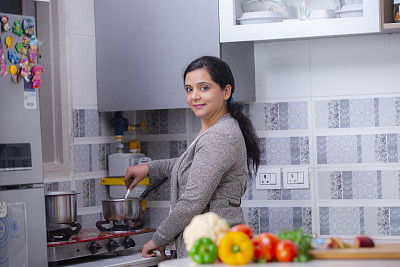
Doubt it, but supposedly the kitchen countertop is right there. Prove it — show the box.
[159,257,400,267]
[54,248,167,267]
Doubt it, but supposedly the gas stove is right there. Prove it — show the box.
[47,228,156,266]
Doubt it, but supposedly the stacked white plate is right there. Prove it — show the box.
[335,4,363,18]
[239,0,291,25]
[238,11,289,25]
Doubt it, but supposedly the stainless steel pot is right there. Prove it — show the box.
[101,177,168,221]
[45,191,77,228]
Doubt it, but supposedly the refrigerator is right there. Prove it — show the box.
[0,13,48,266]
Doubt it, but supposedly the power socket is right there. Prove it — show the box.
[256,167,281,190]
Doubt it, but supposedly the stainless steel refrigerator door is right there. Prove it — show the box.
[0,13,43,186]
[1,187,48,266]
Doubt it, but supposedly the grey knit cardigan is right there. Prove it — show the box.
[146,113,248,258]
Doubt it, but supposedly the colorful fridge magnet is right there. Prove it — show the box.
[1,16,11,32]
[9,65,18,83]
[18,57,30,82]
[13,20,24,36]
[22,18,35,37]
[5,36,13,48]
[28,36,41,64]
[22,35,30,45]
[15,42,28,55]
[7,51,20,64]
[31,65,43,89]
[0,36,7,76]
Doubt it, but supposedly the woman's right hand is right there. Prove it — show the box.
[124,163,149,191]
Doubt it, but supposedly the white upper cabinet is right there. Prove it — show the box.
[219,0,381,42]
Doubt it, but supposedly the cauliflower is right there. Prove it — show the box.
[183,212,230,251]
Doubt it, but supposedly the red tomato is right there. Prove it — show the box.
[252,232,280,262]
[276,240,298,262]
[229,224,254,239]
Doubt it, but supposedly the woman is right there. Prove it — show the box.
[124,56,260,258]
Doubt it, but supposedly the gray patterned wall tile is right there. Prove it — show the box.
[317,136,327,164]
[359,207,365,235]
[375,134,388,163]
[159,110,168,134]
[342,171,353,199]
[265,137,291,165]
[349,99,375,128]
[293,207,302,229]
[267,189,281,200]
[387,134,399,163]
[339,99,350,128]
[291,189,311,200]
[357,135,362,163]
[396,97,400,126]
[390,207,400,235]
[259,138,267,165]
[352,171,378,199]
[300,137,310,164]
[72,109,80,138]
[328,100,340,128]
[269,208,293,234]
[74,144,92,173]
[79,110,85,137]
[364,207,379,235]
[259,207,269,233]
[99,112,113,136]
[331,171,343,199]
[95,178,109,206]
[281,189,291,200]
[288,101,308,130]
[329,207,360,235]
[377,170,383,199]
[319,207,330,235]
[278,102,289,130]
[374,98,380,127]
[290,137,300,165]
[247,207,260,235]
[302,207,312,234]
[378,207,390,236]
[84,109,100,137]
[317,171,332,199]
[315,100,329,129]
[265,103,279,130]
[168,109,186,134]
[326,135,358,164]
[170,141,187,158]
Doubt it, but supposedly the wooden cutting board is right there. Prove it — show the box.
[308,244,400,259]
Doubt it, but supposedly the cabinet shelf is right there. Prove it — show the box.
[220,0,381,42]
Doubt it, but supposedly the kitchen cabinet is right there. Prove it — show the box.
[95,0,255,112]
[219,0,381,42]
[381,0,400,31]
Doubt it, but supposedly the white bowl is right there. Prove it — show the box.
[336,4,363,18]
[238,11,287,25]
[242,0,291,18]
[310,9,336,19]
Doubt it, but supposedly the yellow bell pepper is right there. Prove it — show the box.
[218,231,255,265]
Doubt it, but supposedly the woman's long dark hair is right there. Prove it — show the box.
[184,56,260,175]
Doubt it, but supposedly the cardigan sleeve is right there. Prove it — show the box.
[147,158,178,180]
[151,130,243,246]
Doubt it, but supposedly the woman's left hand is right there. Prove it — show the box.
[142,240,169,259]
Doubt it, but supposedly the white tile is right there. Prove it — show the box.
[310,33,400,97]
[361,134,376,163]
[315,100,329,129]
[66,0,95,36]
[381,170,399,199]
[70,35,98,106]
[317,171,332,200]
[364,207,379,235]
[249,103,266,131]
[379,98,397,127]
[254,40,311,101]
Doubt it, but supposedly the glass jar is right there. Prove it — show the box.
[394,0,400,22]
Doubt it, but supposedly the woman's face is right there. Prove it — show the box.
[184,68,231,122]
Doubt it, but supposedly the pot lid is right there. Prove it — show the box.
[45,191,77,196]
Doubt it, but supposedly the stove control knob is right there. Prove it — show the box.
[88,241,102,254]
[106,239,120,251]
[123,236,136,248]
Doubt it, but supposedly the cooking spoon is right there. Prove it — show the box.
[124,189,131,200]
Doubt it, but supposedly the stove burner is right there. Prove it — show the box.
[96,218,146,232]
[47,222,82,242]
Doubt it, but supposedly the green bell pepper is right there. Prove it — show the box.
[189,237,218,264]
